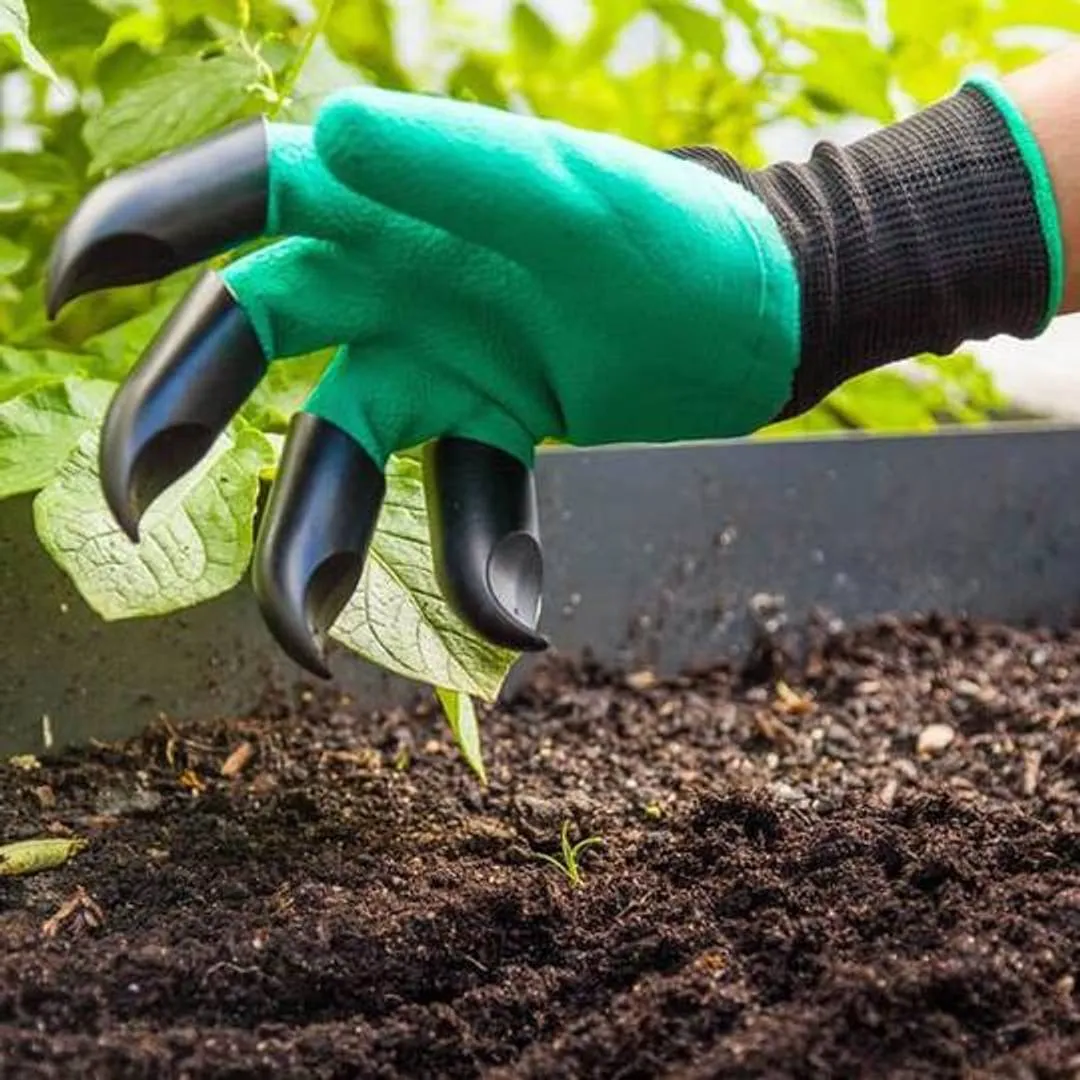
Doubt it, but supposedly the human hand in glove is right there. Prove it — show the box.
[45,59,1068,677]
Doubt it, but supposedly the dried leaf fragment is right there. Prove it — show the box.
[626,670,658,690]
[178,768,206,793]
[41,886,104,939]
[0,836,87,876]
[221,741,254,778]
[774,680,814,715]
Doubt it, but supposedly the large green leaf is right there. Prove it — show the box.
[0,347,90,401]
[331,455,520,702]
[0,0,58,80]
[82,50,263,174]
[0,377,115,497]
[34,424,274,620]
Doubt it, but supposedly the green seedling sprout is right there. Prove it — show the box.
[531,820,603,888]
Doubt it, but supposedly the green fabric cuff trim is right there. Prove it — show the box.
[962,72,1064,332]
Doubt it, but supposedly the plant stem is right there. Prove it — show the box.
[277,0,339,111]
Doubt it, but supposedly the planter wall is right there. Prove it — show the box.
[3,423,1080,756]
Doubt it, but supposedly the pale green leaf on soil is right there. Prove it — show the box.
[436,687,487,785]
[83,51,263,174]
[0,377,115,497]
[34,423,274,619]
[0,0,58,81]
[0,836,87,876]
[331,454,521,701]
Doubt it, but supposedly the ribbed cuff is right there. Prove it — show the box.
[672,77,1062,419]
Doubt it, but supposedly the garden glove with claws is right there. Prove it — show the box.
[46,74,1063,677]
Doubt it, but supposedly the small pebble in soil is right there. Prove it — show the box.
[916,722,956,756]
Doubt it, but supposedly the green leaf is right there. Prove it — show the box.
[436,687,487,785]
[447,53,509,108]
[0,377,115,497]
[0,0,58,81]
[34,423,274,620]
[987,0,1080,33]
[330,454,520,702]
[0,152,76,211]
[82,297,180,379]
[649,1,725,56]
[82,50,263,174]
[0,347,90,401]
[512,2,558,64]
[325,0,409,89]
[239,349,333,432]
[0,237,29,277]
[797,28,893,122]
[0,168,27,213]
[756,0,866,29]
[826,369,939,430]
[96,8,168,59]
[24,0,111,57]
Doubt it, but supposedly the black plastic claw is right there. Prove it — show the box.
[252,412,386,679]
[46,118,268,318]
[424,437,548,652]
[99,271,269,540]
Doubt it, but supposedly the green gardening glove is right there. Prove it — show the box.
[46,74,1062,676]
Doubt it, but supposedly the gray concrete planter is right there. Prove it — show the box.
[4,423,1080,756]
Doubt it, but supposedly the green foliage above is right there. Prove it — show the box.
[0,0,1071,742]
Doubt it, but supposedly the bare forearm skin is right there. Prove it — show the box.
[1004,45,1080,316]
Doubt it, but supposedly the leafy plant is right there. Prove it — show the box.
[530,820,604,888]
[0,0,1070,769]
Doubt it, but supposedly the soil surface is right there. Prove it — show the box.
[1,613,1080,1079]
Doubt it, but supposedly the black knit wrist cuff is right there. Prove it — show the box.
[672,81,1060,419]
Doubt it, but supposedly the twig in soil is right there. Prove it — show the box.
[529,820,603,888]
[199,962,262,987]
[41,886,104,939]
[0,836,87,876]
[1023,750,1042,797]
[615,888,654,920]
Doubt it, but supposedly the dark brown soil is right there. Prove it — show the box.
[2,613,1080,1079]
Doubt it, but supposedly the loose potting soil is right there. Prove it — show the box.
[1,613,1078,1078]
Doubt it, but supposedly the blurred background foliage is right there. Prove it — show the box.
[3,0,1077,437]
[1,0,1077,730]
